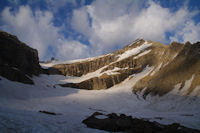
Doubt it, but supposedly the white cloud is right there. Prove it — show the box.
[56,39,90,60]
[1,6,58,58]
[1,5,90,60]
[71,0,200,56]
[1,0,200,61]
[170,21,200,43]
[71,7,91,37]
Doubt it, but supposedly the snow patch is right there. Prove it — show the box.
[117,41,152,61]
[162,53,178,68]
[62,66,108,83]
[180,75,195,95]
[170,75,195,96]
[172,53,178,60]
[102,67,121,75]
[169,83,182,94]
[163,62,169,67]
[128,39,142,46]
[63,66,129,83]
[134,49,152,59]
[190,85,200,97]
[150,63,163,76]
[95,115,108,119]
[12,67,20,71]
[40,54,112,68]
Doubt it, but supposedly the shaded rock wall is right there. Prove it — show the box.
[0,31,42,84]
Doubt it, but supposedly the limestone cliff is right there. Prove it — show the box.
[47,39,200,97]
[53,39,165,90]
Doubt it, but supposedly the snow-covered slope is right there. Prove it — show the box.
[0,65,200,132]
[116,41,152,61]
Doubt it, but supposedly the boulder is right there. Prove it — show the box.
[83,112,200,133]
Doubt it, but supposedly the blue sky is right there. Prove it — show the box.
[0,0,200,61]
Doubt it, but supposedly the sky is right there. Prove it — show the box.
[0,0,200,61]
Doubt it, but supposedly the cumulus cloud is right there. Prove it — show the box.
[1,6,58,58]
[0,5,90,60]
[71,7,91,37]
[56,38,90,60]
[71,0,200,56]
[170,21,200,43]
[1,0,199,61]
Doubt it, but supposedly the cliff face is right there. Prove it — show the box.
[51,39,165,90]
[133,41,200,98]
[48,39,158,77]
[52,54,116,76]
[0,31,42,84]
[45,39,200,97]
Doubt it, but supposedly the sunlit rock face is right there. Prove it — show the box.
[52,38,199,97]
[53,39,200,97]
[133,41,200,98]
[55,39,162,90]
[0,31,42,84]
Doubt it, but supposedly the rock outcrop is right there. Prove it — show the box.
[0,31,42,84]
[83,112,200,133]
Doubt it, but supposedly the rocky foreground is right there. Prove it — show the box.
[83,112,200,133]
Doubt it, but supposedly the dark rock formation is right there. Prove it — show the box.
[0,31,42,84]
[43,67,62,75]
[39,110,57,115]
[83,112,200,133]
[0,65,34,84]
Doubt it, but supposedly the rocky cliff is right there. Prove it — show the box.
[133,41,200,98]
[53,39,165,90]
[0,31,42,84]
[44,39,200,97]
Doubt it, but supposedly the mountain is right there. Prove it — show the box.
[1,31,200,132]
[42,39,200,98]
